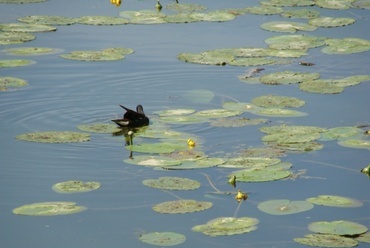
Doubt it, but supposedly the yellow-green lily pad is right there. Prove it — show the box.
[210,117,268,127]
[260,70,320,85]
[154,109,196,117]
[13,202,87,216]
[77,123,121,133]
[60,47,133,61]
[0,59,35,68]
[338,139,370,149]
[0,31,36,45]
[309,220,367,236]
[192,216,259,236]
[281,8,321,19]
[165,3,207,12]
[153,199,212,214]
[252,95,305,108]
[0,23,56,32]
[52,180,100,193]
[76,16,129,25]
[322,38,370,54]
[139,232,186,246]
[142,177,200,190]
[315,0,354,9]
[124,155,182,167]
[294,233,358,247]
[18,15,76,25]
[258,199,314,215]
[219,157,281,168]
[3,47,59,56]
[309,17,355,27]
[189,11,236,22]
[194,109,243,118]
[265,34,327,50]
[320,126,361,141]
[163,157,226,170]
[164,13,197,23]
[231,165,291,182]
[255,108,307,117]
[16,131,90,143]
[261,0,315,7]
[261,21,317,33]
[306,195,363,208]
[245,6,284,15]
[0,77,28,91]
[125,142,185,154]
[260,125,327,134]
[353,0,370,9]
[119,10,166,24]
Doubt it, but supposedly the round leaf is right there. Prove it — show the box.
[258,199,314,215]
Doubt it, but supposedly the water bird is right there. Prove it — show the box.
[112,105,149,127]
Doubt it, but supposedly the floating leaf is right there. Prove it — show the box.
[262,132,321,143]
[194,109,243,118]
[219,157,281,168]
[0,59,34,68]
[306,195,363,208]
[255,108,307,117]
[3,47,60,56]
[260,71,320,85]
[164,14,197,23]
[299,80,344,94]
[153,199,212,214]
[189,11,236,22]
[309,17,355,27]
[356,232,370,243]
[192,217,259,236]
[154,109,196,117]
[322,38,370,54]
[0,31,36,45]
[241,147,286,157]
[163,157,226,170]
[178,51,233,65]
[165,3,207,12]
[320,127,361,141]
[258,199,314,215]
[119,10,166,24]
[18,15,76,25]
[77,123,121,133]
[142,177,200,190]
[353,0,370,9]
[124,155,182,167]
[0,77,27,91]
[229,57,276,66]
[338,139,370,149]
[260,125,326,134]
[60,47,133,61]
[76,16,129,25]
[139,232,186,246]
[315,0,354,9]
[309,220,368,236]
[281,9,321,19]
[245,6,284,15]
[231,164,291,182]
[52,180,100,193]
[294,233,358,247]
[159,115,207,124]
[261,0,315,7]
[261,21,317,33]
[210,117,268,127]
[265,34,327,50]
[16,131,90,143]
[13,202,87,216]
[0,23,56,32]
[252,95,305,108]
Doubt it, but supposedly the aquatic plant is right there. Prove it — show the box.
[142,177,200,190]
[139,232,186,246]
[16,131,90,143]
[258,199,314,215]
[153,199,212,214]
[52,180,100,193]
[13,202,87,216]
[306,195,363,207]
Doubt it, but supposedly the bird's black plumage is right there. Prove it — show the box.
[112,105,149,127]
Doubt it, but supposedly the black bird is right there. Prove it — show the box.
[112,105,149,128]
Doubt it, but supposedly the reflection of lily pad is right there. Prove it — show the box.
[322,38,370,54]
[265,34,327,50]
[309,220,367,236]
[231,165,291,182]
[77,16,129,25]
[252,95,305,108]
[52,180,100,193]
[0,31,36,45]
[124,155,182,167]
[139,232,186,246]
[13,202,87,216]
[338,139,370,149]
[309,17,355,27]
[153,199,212,214]
[0,23,56,32]
[143,177,200,190]
[258,199,314,215]
[18,15,76,25]
[77,123,121,133]
[16,131,90,143]
[210,117,268,127]
[0,59,34,68]
[220,157,281,168]
[192,217,259,236]
[60,47,133,61]
[260,71,320,85]
[306,195,363,208]
[0,77,28,91]
[194,109,243,118]
[294,233,358,247]
[261,21,317,33]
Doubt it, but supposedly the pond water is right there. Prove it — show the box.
[1,0,369,247]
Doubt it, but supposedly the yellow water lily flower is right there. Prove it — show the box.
[235,189,247,203]
[187,139,196,148]
[110,0,121,7]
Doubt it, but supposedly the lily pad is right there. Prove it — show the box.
[177,51,233,66]
[252,95,305,108]
[52,180,100,193]
[126,141,185,154]
[320,126,361,141]
[281,9,321,19]
[16,131,90,143]
[260,71,320,85]
[0,23,56,32]
[262,132,321,143]
[210,117,268,127]
[165,3,207,12]
[164,14,197,23]
[3,47,59,56]
[0,31,36,45]
[60,47,133,61]
[13,202,87,216]
[309,220,367,236]
[306,195,363,208]
[229,57,276,66]
[260,125,327,135]
[124,155,182,167]
[192,217,259,236]
[261,21,317,33]
[231,165,291,182]
[315,0,354,9]
[322,38,370,54]
[219,157,281,168]
[0,77,28,91]
[159,115,207,125]
[142,177,200,190]
[294,233,358,247]
[194,109,243,118]
[299,80,344,94]
[338,139,370,149]
[189,11,236,22]
[255,108,307,117]
[163,157,226,170]
[76,16,129,25]
[261,0,315,7]
[265,34,327,50]
[258,199,314,215]
[182,89,215,103]
[309,17,355,27]
[77,123,121,133]
[18,15,76,25]
[153,199,212,214]
[356,232,370,243]
[139,232,186,246]
[245,6,284,15]
[0,59,34,68]
[353,0,370,9]
[119,10,166,24]
[154,109,196,117]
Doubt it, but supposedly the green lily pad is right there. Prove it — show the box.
[124,155,182,167]
[60,47,133,61]
[241,147,286,157]
[177,51,233,65]
[320,126,361,141]
[356,232,370,243]
[229,57,276,66]
[299,80,344,94]
[0,31,36,45]
[265,34,327,50]
[0,77,28,91]
[309,17,355,27]
[231,165,291,182]
[261,0,315,7]
[258,199,314,215]
[194,109,243,118]
[353,0,370,9]
[16,131,90,143]
[192,217,259,236]
[309,220,367,236]
[260,125,327,134]
[3,47,59,56]
[153,199,212,214]
[252,95,305,108]
[126,141,185,154]
[77,123,121,133]
[189,11,236,22]
[338,139,370,149]
[163,157,226,170]
[315,0,354,9]
[255,108,307,117]
[245,6,284,15]
[223,102,261,113]
[260,71,320,85]
[210,117,268,127]
[52,180,100,193]
[0,23,56,32]
[261,21,317,33]
[294,233,358,247]
[142,177,200,190]
[159,115,207,125]
[306,195,363,208]
[266,48,307,58]
[119,10,166,24]
[0,59,34,68]
[281,9,321,19]
[13,202,87,216]
[139,232,186,246]
[219,157,281,168]
[164,149,206,161]
[76,16,129,25]
[333,75,370,87]
[165,3,207,12]
[322,38,370,54]
[154,109,196,117]
[262,132,321,143]
[164,14,197,23]
[18,15,76,25]
[182,89,215,103]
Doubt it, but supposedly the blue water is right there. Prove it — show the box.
[1,0,369,247]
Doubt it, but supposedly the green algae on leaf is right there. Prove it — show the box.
[260,71,320,85]
[0,31,36,45]
[309,17,355,27]
[13,202,87,216]
[3,47,59,56]
[0,77,27,91]
[77,123,121,133]
[153,199,212,214]
[139,232,186,246]
[281,9,321,19]
[142,177,200,190]
[192,217,259,236]
[0,23,56,32]
[338,139,370,149]
[0,59,34,68]
[16,131,90,143]
[322,38,370,54]
[320,126,361,141]
[294,233,358,247]
[76,16,129,25]
[308,220,368,236]
[265,34,327,50]
[315,0,354,9]
[124,155,182,167]
[258,199,314,215]
[18,15,76,25]
[210,117,268,127]
[306,195,363,208]
[261,21,317,33]
[219,157,281,169]
[52,180,100,193]
[60,47,133,61]
[252,95,305,108]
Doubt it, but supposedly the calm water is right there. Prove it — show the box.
[1,0,369,247]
